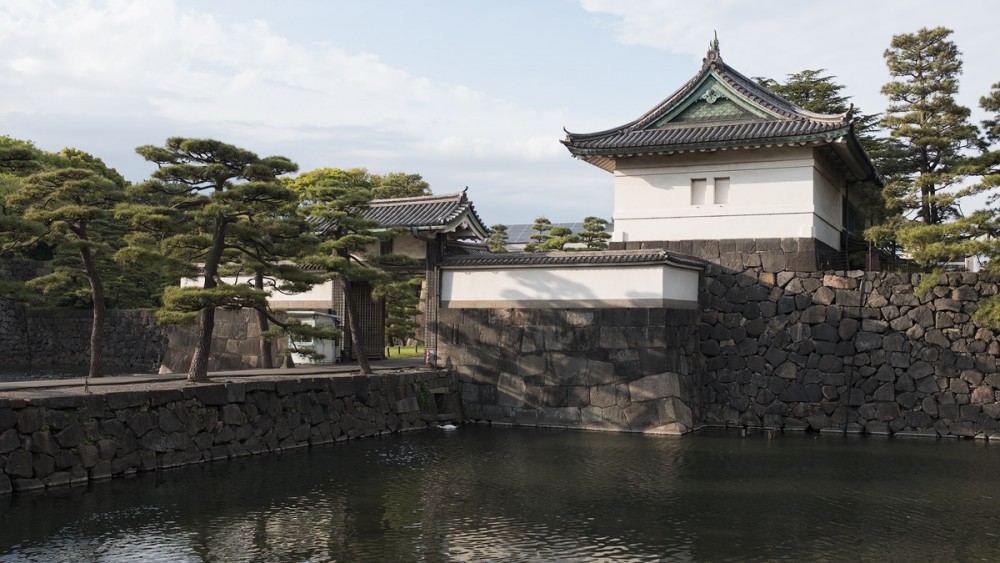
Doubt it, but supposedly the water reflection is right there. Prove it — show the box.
[2,427,1000,561]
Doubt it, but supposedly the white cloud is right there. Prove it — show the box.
[0,0,570,163]
[578,0,999,119]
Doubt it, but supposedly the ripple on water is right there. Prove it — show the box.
[4,427,1000,561]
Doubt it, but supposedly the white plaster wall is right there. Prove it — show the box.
[181,276,334,307]
[392,235,427,259]
[609,146,845,248]
[441,264,699,308]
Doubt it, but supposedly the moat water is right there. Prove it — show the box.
[1,426,999,561]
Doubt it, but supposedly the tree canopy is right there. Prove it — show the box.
[290,167,416,374]
[487,224,509,253]
[866,27,983,274]
[123,138,306,381]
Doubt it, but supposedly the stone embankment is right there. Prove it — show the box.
[439,307,704,435]
[700,268,1000,438]
[0,371,459,495]
[0,305,166,372]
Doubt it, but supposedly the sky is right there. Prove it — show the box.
[1,0,998,226]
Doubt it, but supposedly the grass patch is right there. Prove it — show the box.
[384,345,424,358]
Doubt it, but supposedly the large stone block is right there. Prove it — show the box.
[497,373,527,408]
[628,373,682,401]
[656,397,694,429]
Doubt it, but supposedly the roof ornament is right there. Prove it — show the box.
[704,30,721,66]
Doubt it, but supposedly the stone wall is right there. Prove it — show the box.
[158,309,288,373]
[438,264,1000,440]
[699,268,1000,438]
[610,237,840,272]
[437,307,703,435]
[0,300,29,361]
[0,308,167,371]
[0,370,459,494]
[0,306,292,374]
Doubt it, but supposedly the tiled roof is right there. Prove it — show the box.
[441,249,705,269]
[562,46,874,181]
[363,190,487,234]
[314,190,489,240]
[566,119,849,154]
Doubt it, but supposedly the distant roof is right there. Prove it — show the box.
[317,190,489,240]
[504,221,614,245]
[441,249,705,270]
[562,41,878,184]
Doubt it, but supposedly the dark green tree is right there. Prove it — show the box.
[371,172,432,199]
[577,216,611,250]
[290,167,414,374]
[3,167,124,379]
[523,216,552,252]
[867,27,981,270]
[373,277,421,347]
[538,225,578,251]
[487,224,509,253]
[963,83,1000,325]
[124,138,303,382]
[758,69,850,114]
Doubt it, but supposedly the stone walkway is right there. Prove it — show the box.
[0,357,428,392]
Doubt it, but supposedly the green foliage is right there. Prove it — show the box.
[371,172,431,199]
[487,223,509,253]
[758,69,850,114]
[292,167,418,372]
[125,138,306,379]
[523,216,552,252]
[880,27,978,226]
[538,225,578,251]
[868,27,982,271]
[415,381,432,411]
[577,216,611,250]
[373,276,422,345]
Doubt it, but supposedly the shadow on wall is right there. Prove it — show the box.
[498,268,599,302]
[699,264,1000,438]
[438,306,704,435]
[160,309,287,374]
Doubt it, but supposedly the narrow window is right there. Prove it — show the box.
[691,179,706,205]
[714,177,730,205]
[379,239,393,255]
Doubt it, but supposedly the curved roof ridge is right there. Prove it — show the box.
[717,63,850,124]
[564,61,714,141]
[564,57,850,144]
[369,190,466,206]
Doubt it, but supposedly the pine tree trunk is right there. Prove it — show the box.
[188,309,214,382]
[80,245,105,379]
[188,217,227,382]
[342,276,372,374]
[255,271,273,369]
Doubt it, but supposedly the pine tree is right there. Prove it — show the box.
[370,172,432,199]
[523,216,552,252]
[538,225,578,251]
[487,224,509,253]
[759,70,850,115]
[867,27,981,270]
[577,216,611,250]
[4,167,124,379]
[290,168,415,374]
[124,138,303,382]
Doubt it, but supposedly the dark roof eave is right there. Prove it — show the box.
[441,250,706,271]
[564,129,853,159]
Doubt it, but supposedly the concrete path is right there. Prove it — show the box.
[0,357,428,392]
